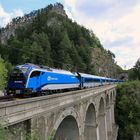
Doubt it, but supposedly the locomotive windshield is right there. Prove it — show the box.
[20,66,29,74]
[10,68,25,81]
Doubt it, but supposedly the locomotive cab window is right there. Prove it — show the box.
[30,71,41,78]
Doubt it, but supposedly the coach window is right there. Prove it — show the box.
[30,71,41,78]
[94,78,100,83]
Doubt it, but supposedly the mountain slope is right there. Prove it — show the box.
[0,3,123,78]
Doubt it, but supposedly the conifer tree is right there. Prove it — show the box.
[134,59,140,80]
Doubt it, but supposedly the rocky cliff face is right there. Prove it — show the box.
[91,47,124,78]
[0,3,66,44]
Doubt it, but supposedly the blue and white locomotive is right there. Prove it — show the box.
[7,63,80,95]
[7,63,119,96]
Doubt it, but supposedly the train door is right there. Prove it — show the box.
[40,72,46,89]
[28,71,41,92]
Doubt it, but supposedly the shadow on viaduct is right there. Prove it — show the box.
[0,85,118,140]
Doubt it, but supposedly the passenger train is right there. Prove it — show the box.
[7,63,122,96]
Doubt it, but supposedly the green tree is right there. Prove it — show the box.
[56,32,73,69]
[7,38,23,65]
[128,58,140,81]
[69,43,84,72]
[29,42,44,65]
[133,59,140,80]
[0,57,7,90]
[116,81,140,140]
[31,32,52,65]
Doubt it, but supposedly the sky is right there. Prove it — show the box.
[0,0,140,69]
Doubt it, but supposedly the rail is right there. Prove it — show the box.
[0,95,16,102]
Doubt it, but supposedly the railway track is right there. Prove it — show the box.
[0,85,114,102]
[0,95,16,102]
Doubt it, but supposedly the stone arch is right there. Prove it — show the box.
[84,103,97,140]
[54,115,79,140]
[99,97,105,114]
[52,107,81,140]
[98,97,107,140]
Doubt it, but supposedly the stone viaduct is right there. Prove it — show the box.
[0,85,118,140]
